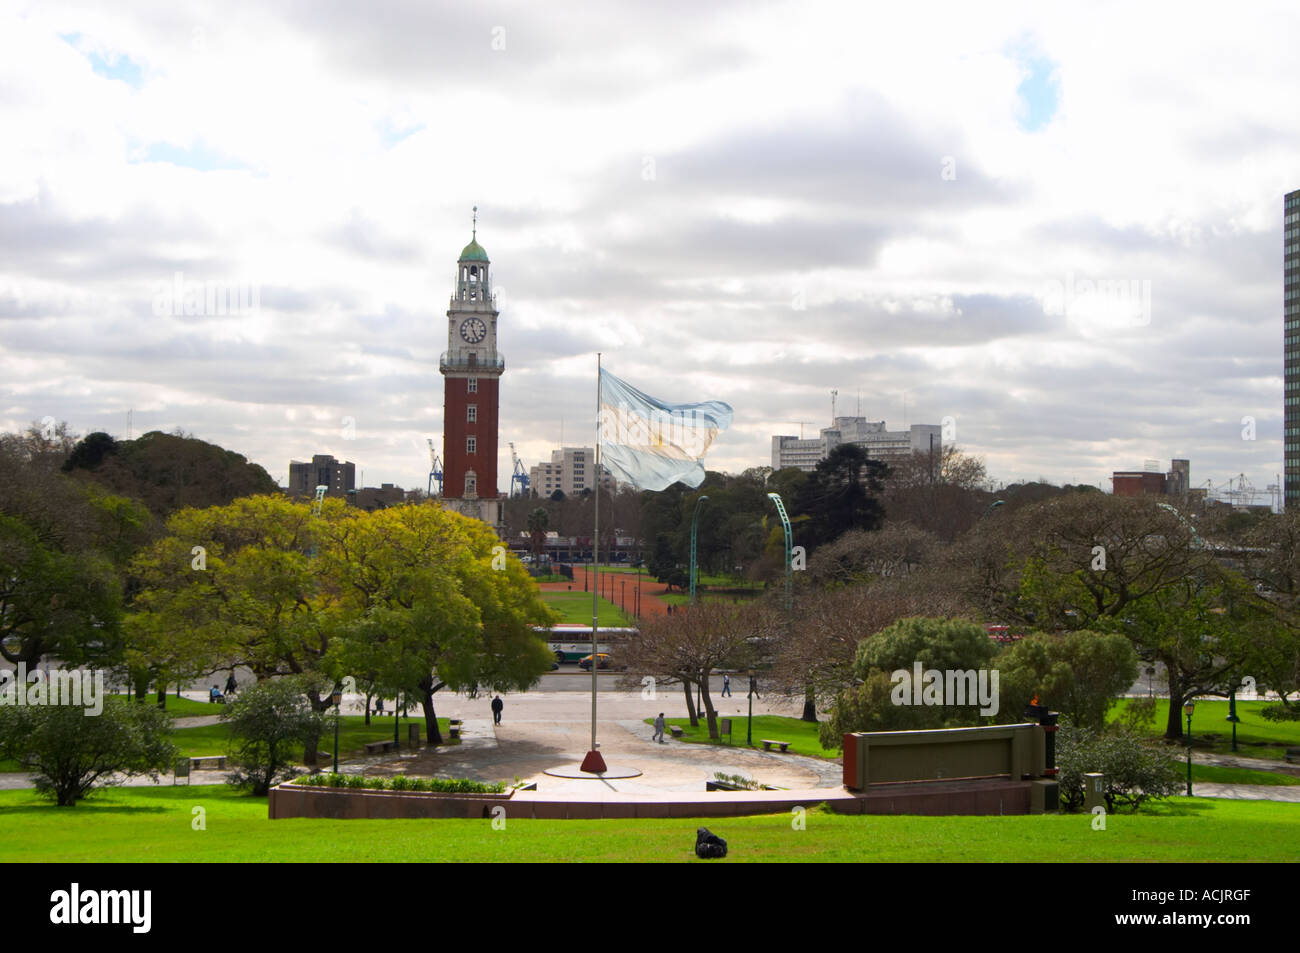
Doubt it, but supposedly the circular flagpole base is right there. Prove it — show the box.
[579,749,608,774]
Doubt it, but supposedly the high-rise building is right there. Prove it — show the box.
[771,416,942,472]
[529,447,616,498]
[1286,190,1300,509]
[439,211,505,531]
[288,454,355,496]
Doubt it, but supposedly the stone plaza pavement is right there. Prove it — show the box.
[355,687,844,795]
[3,682,1300,803]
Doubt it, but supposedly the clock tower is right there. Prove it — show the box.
[439,208,504,530]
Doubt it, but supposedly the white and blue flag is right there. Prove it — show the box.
[598,368,733,491]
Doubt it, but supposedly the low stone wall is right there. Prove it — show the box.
[268,779,1043,820]
[268,782,513,820]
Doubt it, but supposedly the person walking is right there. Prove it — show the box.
[722,674,731,697]
[225,672,237,696]
[491,695,504,725]
[652,712,666,743]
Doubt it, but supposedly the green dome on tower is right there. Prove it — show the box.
[459,238,488,262]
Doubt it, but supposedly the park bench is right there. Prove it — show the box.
[364,740,397,755]
[761,739,791,753]
[1286,747,1300,764]
[189,755,226,771]
[670,726,684,739]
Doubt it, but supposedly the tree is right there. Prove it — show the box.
[324,503,557,745]
[0,697,175,806]
[221,677,323,795]
[793,444,888,552]
[881,446,991,541]
[967,494,1264,740]
[619,601,759,739]
[127,494,338,758]
[527,507,549,562]
[820,616,997,743]
[994,630,1138,730]
[63,430,278,518]
[0,429,148,670]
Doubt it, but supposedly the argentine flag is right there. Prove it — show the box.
[599,368,733,491]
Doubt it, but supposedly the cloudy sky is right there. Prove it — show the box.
[2,0,1297,504]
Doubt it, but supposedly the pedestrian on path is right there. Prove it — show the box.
[722,674,731,697]
[652,712,666,743]
[491,695,504,725]
[225,672,237,696]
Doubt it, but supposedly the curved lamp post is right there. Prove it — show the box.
[689,495,708,606]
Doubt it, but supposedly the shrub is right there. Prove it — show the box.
[292,774,505,794]
[0,696,176,806]
[221,677,324,795]
[1259,704,1300,722]
[1056,724,1182,813]
[1117,695,1159,732]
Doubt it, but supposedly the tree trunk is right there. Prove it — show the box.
[303,693,329,765]
[364,692,372,726]
[156,684,167,709]
[801,687,818,723]
[701,676,719,740]
[1164,678,1186,741]
[683,680,698,726]
[133,677,147,703]
[420,675,443,745]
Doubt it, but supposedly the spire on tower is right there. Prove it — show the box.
[472,205,477,240]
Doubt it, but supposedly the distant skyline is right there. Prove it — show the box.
[2,2,1297,504]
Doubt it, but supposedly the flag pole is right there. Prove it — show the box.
[581,352,607,773]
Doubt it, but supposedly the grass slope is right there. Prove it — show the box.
[0,786,1296,862]
[540,590,633,625]
[648,715,841,759]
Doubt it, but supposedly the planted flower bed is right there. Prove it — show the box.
[292,773,505,794]
[270,773,512,820]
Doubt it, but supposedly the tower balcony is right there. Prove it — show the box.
[439,351,505,374]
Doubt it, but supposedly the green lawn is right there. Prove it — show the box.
[647,715,841,759]
[0,785,1295,862]
[540,590,634,625]
[170,715,450,761]
[1111,698,1300,760]
[1192,763,1300,786]
[115,694,228,716]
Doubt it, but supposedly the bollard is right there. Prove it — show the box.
[1084,772,1105,813]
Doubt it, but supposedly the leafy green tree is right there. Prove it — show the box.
[63,430,278,519]
[221,676,323,795]
[324,503,557,744]
[855,616,997,676]
[995,630,1138,730]
[0,697,175,806]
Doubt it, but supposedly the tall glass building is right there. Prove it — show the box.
[1288,190,1300,509]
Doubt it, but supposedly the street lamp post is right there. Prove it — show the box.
[747,670,755,747]
[1226,691,1240,753]
[1184,699,1196,796]
[330,685,343,774]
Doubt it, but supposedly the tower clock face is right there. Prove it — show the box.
[459,317,487,344]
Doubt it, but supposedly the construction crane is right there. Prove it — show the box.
[426,439,443,497]
[509,442,530,497]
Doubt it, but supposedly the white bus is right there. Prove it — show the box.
[534,625,638,663]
